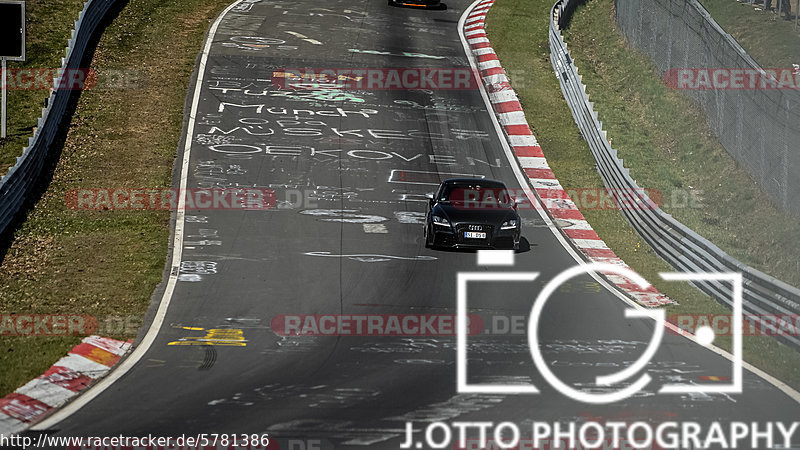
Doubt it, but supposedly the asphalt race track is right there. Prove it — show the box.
[28,0,800,448]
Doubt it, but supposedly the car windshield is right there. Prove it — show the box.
[438,182,513,208]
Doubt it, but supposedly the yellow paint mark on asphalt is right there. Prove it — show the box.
[703,376,725,381]
[272,71,363,82]
[556,281,603,294]
[168,327,247,346]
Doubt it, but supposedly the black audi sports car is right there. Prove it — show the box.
[424,178,522,250]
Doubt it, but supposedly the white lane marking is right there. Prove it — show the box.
[32,0,248,431]
[394,211,426,224]
[304,252,436,262]
[363,223,388,233]
[285,30,322,44]
[458,0,800,406]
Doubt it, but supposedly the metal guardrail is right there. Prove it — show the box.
[549,0,800,349]
[0,0,118,236]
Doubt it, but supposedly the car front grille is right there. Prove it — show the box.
[455,223,494,244]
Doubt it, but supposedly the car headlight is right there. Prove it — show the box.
[500,219,518,230]
[432,215,451,227]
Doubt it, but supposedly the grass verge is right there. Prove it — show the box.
[485,0,800,391]
[0,0,232,396]
[699,0,800,69]
[0,0,86,175]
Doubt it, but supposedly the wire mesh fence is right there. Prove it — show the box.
[615,0,800,215]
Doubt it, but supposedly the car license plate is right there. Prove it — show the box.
[464,231,486,239]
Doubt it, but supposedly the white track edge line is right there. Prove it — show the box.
[30,0,246,430]
[456,0,800,405]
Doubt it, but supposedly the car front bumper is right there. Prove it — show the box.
[431,225,520,249]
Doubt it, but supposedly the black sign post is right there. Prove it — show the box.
[0,1,25,139]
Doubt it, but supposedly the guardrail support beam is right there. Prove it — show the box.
[2,57,6,139]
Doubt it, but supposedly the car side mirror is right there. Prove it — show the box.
[425,192,435,206]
